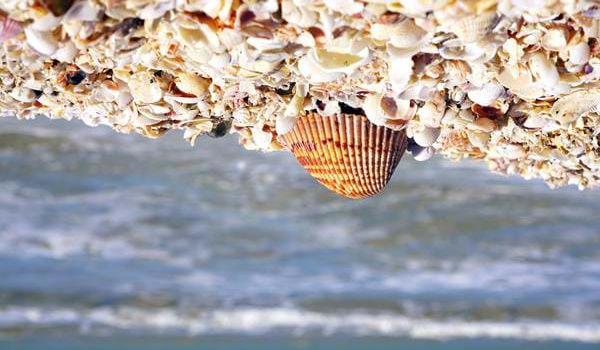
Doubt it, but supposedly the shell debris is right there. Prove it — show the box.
[2,1,600,191]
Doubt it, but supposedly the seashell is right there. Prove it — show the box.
[466,130,489,149]
[63,0,102,22]
[323,0,364,15]
[51,41,79,63]
[164,94,199,105]
[410,144,435,162]
[280,113,408,199]
[529,52,560,87]
[139,1,175,20]
[175,72,210,97]
[541,28,567,52]
[549,90,600,124]
[376,19,427,48]
[128,71,164,104]
[277,84,307,135]
[469,117,496,133]
[275,115,297,136]
[0,13,22,43]
[412,125,440,147]
[449,12,498,43]
[497,66,545,100]
[298,45,370,84]
[390,0,433,16]
[389,59,414,95]
[9,87,37,103]
[251,122,273,149]
[282,0,317,27]
[439,40,486,61]
[467,83,504,107]
[523,115,551,129]
[30,12,62,31]
[569,42,591,66]
[418,100,446,127]
[40,0,75,16]
[24,27,58,56]
[363,94,416,130]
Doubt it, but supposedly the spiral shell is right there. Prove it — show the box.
[280,113,408,199]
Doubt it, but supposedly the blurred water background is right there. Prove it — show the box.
[0,117,599,350]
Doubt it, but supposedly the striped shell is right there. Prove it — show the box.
[280,113,408,199]
[0,13,22,43]
[450,12,498,43]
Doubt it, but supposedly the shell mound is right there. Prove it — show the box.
[281,113,408,199]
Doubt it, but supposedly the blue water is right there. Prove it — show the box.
[0,117,599,349]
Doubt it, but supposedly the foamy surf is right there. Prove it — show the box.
[0,306,599,343]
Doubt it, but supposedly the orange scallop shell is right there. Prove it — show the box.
[280,113,408,199]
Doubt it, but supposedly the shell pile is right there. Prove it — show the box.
[3,1,600,191]
[281,113,407,198]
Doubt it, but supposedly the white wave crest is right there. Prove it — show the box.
[0,306,599,343]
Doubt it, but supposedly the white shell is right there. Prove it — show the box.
[388,19,427,48]
[64,0,102,22]
[139,1,176,20]
[523,116,551,129]
[24,28,58,56]
[467,83,504,106]
[363,94,416,130]
[251,123,273,149]
[9,87,36,103]
[550,90,600,124]
[418,100,446,127]
[449,12,497,43]
[31,13,62,31]
[51,42,79,63]
[275,115,297,135]
[388,57,414,94]
[569,43,591,66]
[529,52,560,87]
[541,28,567,51]
[298,46,370,83]
[413,126,441,147]
[128,72,163,104]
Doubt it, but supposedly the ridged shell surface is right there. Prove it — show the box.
[281,113,408,199]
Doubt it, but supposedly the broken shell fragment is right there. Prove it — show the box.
[0,13,21,43]
[175,72,210,97]
[550,90,600,124]
[128,71,163,104]
[24,28,58,56]
[280,113,408,199]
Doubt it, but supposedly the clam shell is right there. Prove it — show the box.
[450,12,498,43]
[280,113,408,199]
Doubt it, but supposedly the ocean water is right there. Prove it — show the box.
[0,117,599,350]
